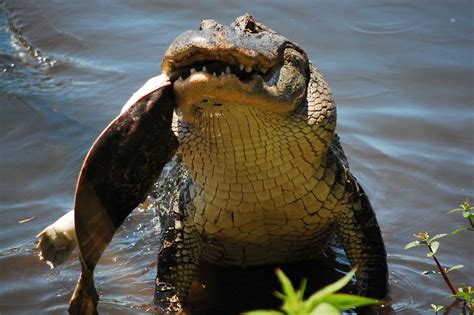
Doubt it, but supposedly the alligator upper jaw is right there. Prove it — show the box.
[160,15,289,83]
[160,29,285,79]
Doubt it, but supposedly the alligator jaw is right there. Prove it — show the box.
[171,62,300,125]
[165,59,274,84]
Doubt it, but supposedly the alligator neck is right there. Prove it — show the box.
[175,103,324,207]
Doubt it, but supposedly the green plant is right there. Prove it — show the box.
[405,198,473,312]
[447,198,474,231]
[449,284,473,305]
[430,304,444,313]
[243,269,379,315]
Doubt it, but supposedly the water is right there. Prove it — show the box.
[1,0,473,314]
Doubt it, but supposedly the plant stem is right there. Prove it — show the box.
[469,217,473,228]
[444,299,461,314]
[427,244,458,295]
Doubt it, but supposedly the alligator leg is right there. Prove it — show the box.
[336,179,388,299]
[154,191,203,313]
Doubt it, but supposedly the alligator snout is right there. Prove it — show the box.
[161,14,292,77]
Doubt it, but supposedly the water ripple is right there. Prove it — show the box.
[0,246,21,257]
[386,255,424,313]
[347,4,417,36]
[349,24,417,36]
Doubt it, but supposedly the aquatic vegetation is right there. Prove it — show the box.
[430,303,444,314]
[244,269,379,315]
[405,198,473,312]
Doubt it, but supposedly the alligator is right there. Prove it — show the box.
[36,14,388,314]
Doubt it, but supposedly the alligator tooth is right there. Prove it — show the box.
[212,72,217,76]
[220,71,225,76]
[239,64,244,71]
[190,68,196,73]
[178,76,183,81]
[225,66,231,74]
[202,66,208,73]
[245,66,252,73]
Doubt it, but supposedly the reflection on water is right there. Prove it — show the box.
[0,0,472,314]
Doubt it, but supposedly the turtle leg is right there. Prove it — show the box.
[336,179,388,299]
[36,209,77,267]
[154,183,203,312]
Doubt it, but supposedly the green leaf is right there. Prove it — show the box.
[427,241,439,257]
[430,233,447,242]
[305,269,356,309]
[450,227,468,235]
[462,198,472,209]
[447,208,464,214]
[275,269,296,301]
[297,278,308,302]
[309,303,340,315]
[430,304,444,311]
[446,264,464,273]
[405,241,420,249]
[414,232,430,241]
[242,310,284,315]
[449,291,473,303]
[320,293,380,310]
[463,211,471,218]
[273,291,286,301]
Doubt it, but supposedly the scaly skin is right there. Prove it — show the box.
[35,14,387,314]
[156,64,387,309]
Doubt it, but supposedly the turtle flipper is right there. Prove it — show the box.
[69,75,179,314]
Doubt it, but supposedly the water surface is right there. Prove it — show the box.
[1,1,473,314]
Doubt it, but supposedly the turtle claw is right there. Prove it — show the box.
[69,267,99,315]
[35,210,77,268]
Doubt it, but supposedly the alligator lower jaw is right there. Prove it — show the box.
[172,69,294,124]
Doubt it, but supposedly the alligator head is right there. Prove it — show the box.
[162,14,310,123]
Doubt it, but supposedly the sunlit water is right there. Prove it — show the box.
[1,1,472,314]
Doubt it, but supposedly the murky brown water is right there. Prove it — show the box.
[1,1,473,314]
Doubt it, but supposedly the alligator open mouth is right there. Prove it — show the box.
[165,57,278,83]
[164,47,305,124]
